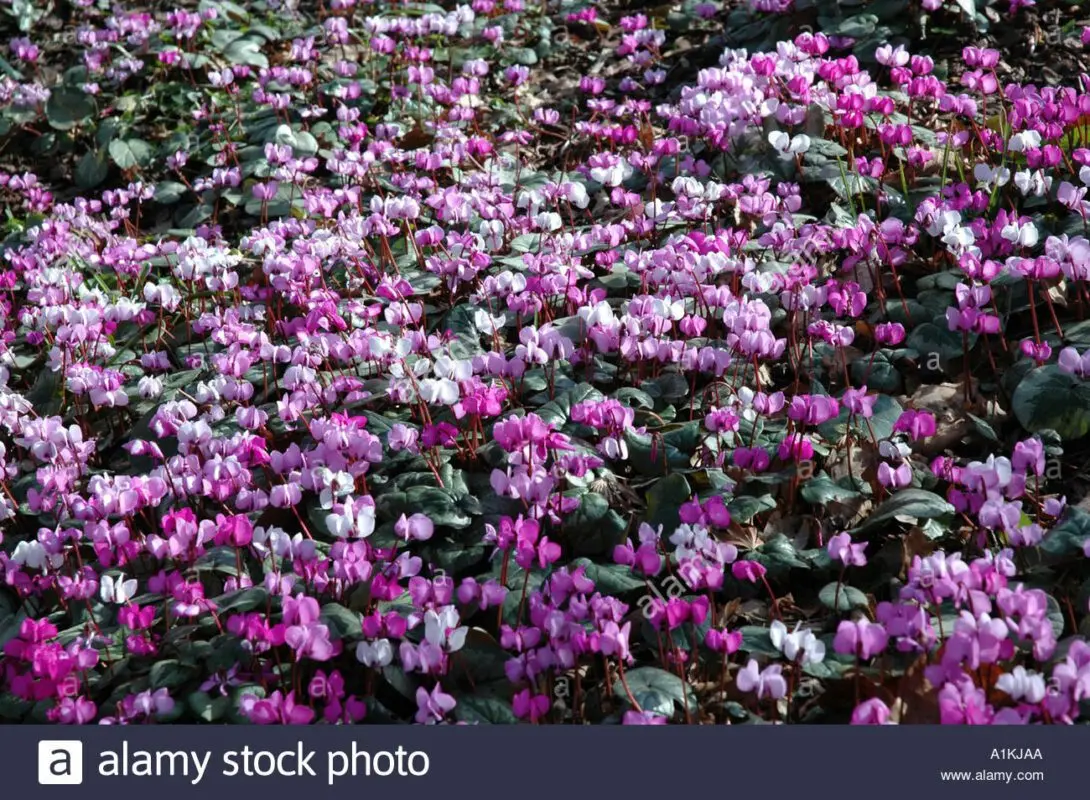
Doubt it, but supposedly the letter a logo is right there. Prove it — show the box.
[38,741,84,785]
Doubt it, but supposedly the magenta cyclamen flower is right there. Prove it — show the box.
[894,410,937,440]
[214,513,253,547]
[49,696,97,725]
[874,322,905,346]
[777,433,813,462]
[705,628,742,654]
[731,560,767,583]
[512,690,551,722]
[733,446,771,471]
[613,538,662,576]
[243,690,314,725]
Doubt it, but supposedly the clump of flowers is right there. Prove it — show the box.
[0,0,1087,729]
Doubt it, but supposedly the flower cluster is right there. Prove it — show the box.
[0,0,1088,728]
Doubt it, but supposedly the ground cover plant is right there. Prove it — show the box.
[3,0,1090,725]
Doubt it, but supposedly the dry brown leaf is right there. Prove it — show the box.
[400,125,435,150]
[824,495,872,530]
[719,597,742,627]
[886,653,939,724]
[724,523,761,551]
[823,345,864,372]
[911,419,973,456]
[903,382,963,417]
[901,526,938,578]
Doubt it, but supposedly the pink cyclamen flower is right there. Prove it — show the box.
[415,684,457,724]
[827,532,867,567]
[877,461,913,489]
[622,710,669,725]
[705,628,743,655]
[732,560,767,583]
[395,513,435,542]
[244,691,314,725]
[851,698,893,724]
[834,619,889,660]
[736,659,787,699]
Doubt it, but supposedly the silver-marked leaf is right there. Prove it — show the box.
[108,138,152,170]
